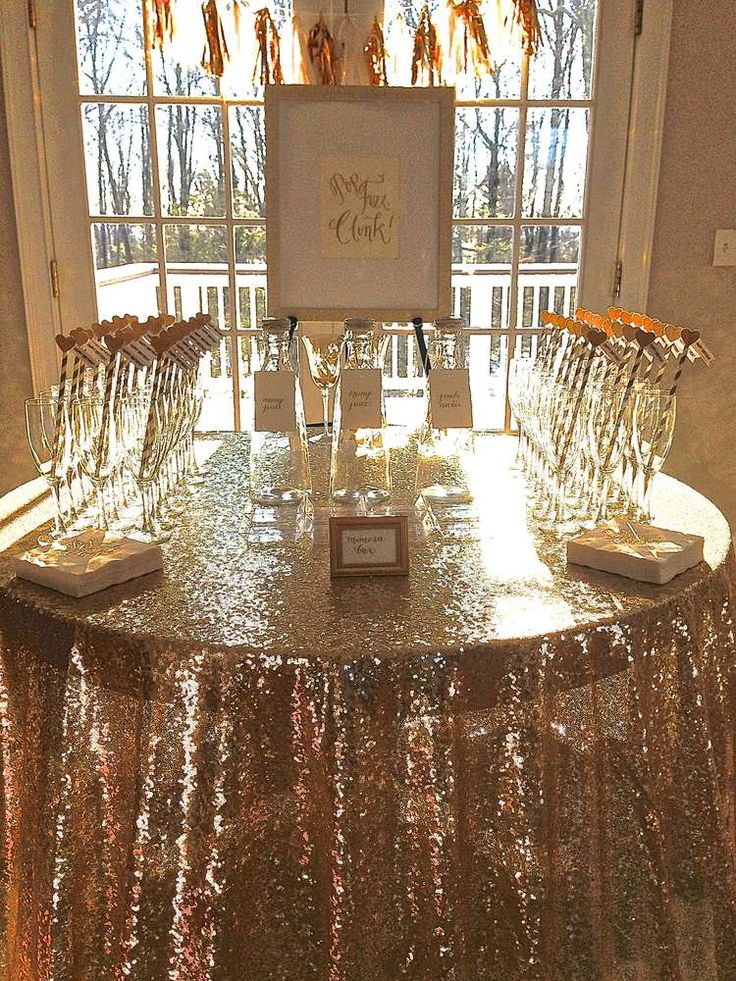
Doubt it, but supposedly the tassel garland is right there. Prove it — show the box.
[307,14,338,86]
[411,5,442,86]
[512,0,542,55]
[253,8,284,85]
[450,0,493,76]
[364,17,388,87]
[201,0,229,76]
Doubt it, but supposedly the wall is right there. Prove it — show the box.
[648,0,736,529]
[0,64,34,495]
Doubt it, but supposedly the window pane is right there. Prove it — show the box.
[198,337,236,432]
[82,104,152,216]
[519,225,580,264]
[92,223,160,320]
[164,224,227,264]
[230,108,266,218]
[455,46,523,100]
[156,106,225,217]
[75,0,146,96]
[528,0,597,99]
[153,46,218,97]
[454,109,518,218]
[522,108,589,218]
[235,226,267,265]
[468,334,508,430]
[452,228,512,330]
[452,226,513,265]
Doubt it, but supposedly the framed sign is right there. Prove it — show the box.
[265,86,454,322]
[329,515,410,578]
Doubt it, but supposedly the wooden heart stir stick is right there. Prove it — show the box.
[556,324,609,474]
[644,327,700,474]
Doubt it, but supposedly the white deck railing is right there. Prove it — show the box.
[97,262,578,431]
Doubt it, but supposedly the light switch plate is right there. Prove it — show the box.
[713,229,736,267]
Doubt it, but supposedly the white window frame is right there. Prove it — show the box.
[1,0,672,428]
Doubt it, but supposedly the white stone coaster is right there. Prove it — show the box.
[11,531,163,597]
[567,518,704,585]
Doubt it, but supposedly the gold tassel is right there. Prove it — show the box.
[411,5,442,86]
[364,17,388,86]
[513,0,542,55]
[201,0,229,76]
[307,14,339,85]
[148,0,174,48]
[450,0,492,76]
[253,8,284,85]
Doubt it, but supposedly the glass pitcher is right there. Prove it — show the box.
[249,317,311,505]
[415,317,474,503]
[330,319,391,504]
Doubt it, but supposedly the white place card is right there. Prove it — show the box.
[429,369,473,429]
[253,371,297,432]
[338,368,383,429]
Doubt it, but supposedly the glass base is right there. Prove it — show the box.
[331,488,391,505]
[308,429,332,445]
[251,488,306,506]
[126,527,173,545]
[419,484,472,504]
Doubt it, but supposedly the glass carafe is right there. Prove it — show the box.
[330,319,391,504]
[249,318,311,505]
[416,318,474,503]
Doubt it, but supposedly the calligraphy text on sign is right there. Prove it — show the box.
[253,371,297,432]
[429,369,474,429]
[338,368,383,429]
[321,156,400,260]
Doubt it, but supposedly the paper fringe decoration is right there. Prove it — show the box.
[149,0,174,48]
[411,5,442,86]
[450,0,493,76]
[307,14,338,86]
[364,17,388,87]
[512,0,542,55]
[201,0,229,76]
[253,8,284,85]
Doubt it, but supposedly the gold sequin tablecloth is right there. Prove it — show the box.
[0,434,734,981]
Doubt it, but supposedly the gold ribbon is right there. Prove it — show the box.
[253,8,284,85]
[201,0,229,77]
[411,5,442,86]
[148,0,174,48]
[450,0,492,76]
[512,0,542,56]
[364,17,388,87]
[307,13,338,86]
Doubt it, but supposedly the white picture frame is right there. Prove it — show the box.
[265,86,454,322]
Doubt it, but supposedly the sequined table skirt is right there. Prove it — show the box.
[0,434,734,980]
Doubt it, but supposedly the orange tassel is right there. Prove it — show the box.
[307,14,338,85]
[411,5,442,86]
[253,8,284,85]
[201,0,229,76]
[450,0,492,76]
[513,0,542,55]
[364,17,388,86]
[148,0,174,48]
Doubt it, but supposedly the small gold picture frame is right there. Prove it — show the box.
[329,515,410,578]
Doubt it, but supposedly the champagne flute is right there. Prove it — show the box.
[301,333,345,443]
[24,395,71,544]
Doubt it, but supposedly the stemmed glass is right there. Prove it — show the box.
[301,332,345,442]
[630,384,677,521]
[70,396,121,531]
[24,395,72,543]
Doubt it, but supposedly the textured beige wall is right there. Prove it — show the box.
[0,65,35,495]
[648,0,736,528]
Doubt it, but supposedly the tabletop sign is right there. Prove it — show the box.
[429,369,473,429]
[329,515,409,578]
[253,371,297,432]
[338,368,383,429]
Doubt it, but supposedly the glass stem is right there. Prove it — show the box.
[322,390,330,438]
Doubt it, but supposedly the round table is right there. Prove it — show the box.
[0,434,734,980]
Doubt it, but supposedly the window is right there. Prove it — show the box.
[21,0,636,431]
